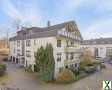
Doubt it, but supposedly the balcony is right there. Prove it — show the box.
[58,30,81,40]
[64,47,82,53]
[64,59,79,65]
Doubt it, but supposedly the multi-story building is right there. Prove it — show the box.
[81,38,112,59]
[9,21,83,77]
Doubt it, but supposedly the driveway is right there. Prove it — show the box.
[1,62,112,90]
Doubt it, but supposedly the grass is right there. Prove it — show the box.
[0,73,8,86]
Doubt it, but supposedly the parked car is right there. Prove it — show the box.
[95,57,108,63]
[109,59,112,64]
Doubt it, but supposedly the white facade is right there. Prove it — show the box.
[9,21,82,78]
[9,37,82,78]
[81,44,112,59]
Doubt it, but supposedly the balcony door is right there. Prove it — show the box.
[94,48,98,57]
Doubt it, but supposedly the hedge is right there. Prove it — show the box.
[0,63,6,76]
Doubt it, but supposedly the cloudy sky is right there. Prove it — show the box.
[0,0,112,39]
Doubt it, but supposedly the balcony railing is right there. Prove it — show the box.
[64,47,82,53]
[64,59,79,65]
[58,31,81,40]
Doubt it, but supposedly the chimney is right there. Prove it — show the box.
[47,21,51,27]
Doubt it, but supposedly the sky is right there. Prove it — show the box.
[0,0,112,39]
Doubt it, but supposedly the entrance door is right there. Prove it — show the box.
[13,57,15,63]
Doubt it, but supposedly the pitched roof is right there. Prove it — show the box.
[43,21,75,31]
[9,21,82,41]
[82,38,112,45]
[27,21,75,33]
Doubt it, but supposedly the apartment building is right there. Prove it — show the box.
[9,21,83,77]
[82,38,112,59]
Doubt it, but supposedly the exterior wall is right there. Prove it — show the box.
[81,44,112,59]
[9,41,17,63]
[9,40,25,65]
[9,36,81,78]
[24,37,66,78]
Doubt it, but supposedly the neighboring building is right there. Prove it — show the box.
[82,38,112,59]
[9,21,83,77]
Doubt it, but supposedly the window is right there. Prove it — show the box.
[66,40,71,47]
[66,52,69,60]
[70,65,72,68]
[71,41,74,46]
[106,47,112,57]
[70,52,74,60]
[57,40,61,47]
[26,51,31,57]
[66,40,69,47]
[57,53,61,62]
[26,40,30,46]
[74,63,78,67]
[34,52,37,57]
[66,40,74,47]
[17,50,20,56]
[34,40,36,45]
[72,64,74,67]
[17,40,20,47]
[13,48,16,53]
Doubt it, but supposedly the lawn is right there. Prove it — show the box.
[0,74,8,86]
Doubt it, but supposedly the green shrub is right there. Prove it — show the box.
[0,63,6,76]
[75,71,88,81]
[34,64,40,72]
[80,60,93,69]
[109,54,112,60]
[84,66,96,74]
[35,44,55,82]
[56,69,75,83]
[93,60,101,65]
[26,64,33,72]
[73,70,80,76]
[71,69,80,76]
